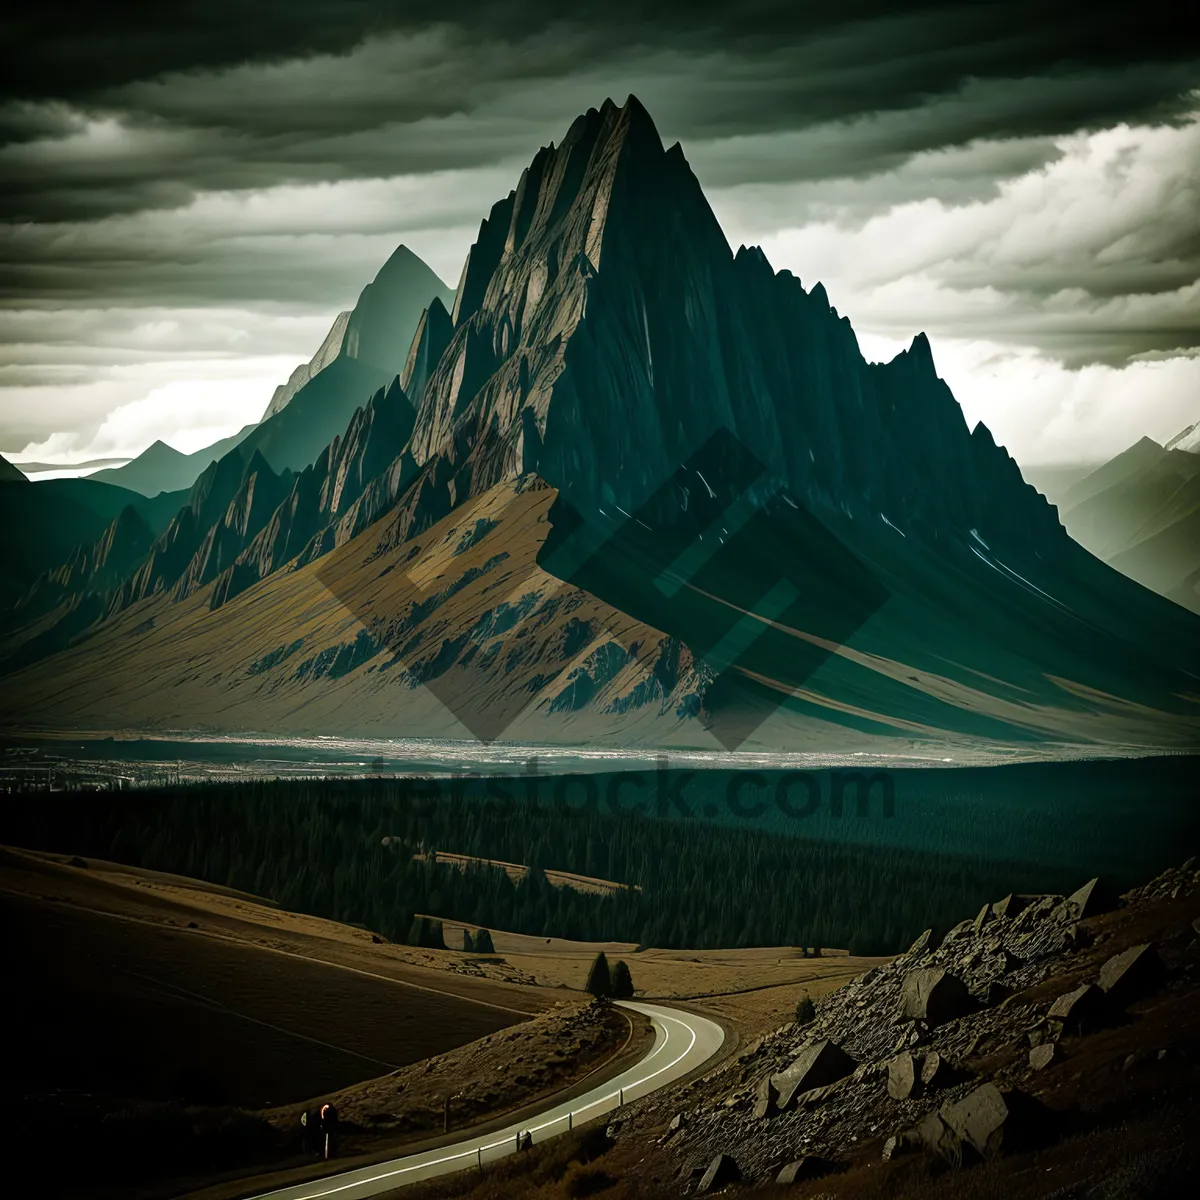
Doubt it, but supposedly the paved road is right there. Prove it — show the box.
[248,1001,724,1199]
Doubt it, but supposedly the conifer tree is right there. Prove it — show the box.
[585,951,611,997]
[611,959,634,999]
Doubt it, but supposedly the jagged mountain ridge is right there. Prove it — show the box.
[1,96,1198,748]
[392,97,1060,564]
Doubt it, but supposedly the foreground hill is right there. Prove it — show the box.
[0,97,1197,753]
[0,845,639,1198]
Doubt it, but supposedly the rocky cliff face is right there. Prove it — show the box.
[390,97,1064,568]
[262,243,454,423]
[262,311,351,421]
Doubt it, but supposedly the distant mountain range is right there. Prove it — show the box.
[1,97,1197,753]
[89,427,256,496]
[87,245,453,498]
[1040,431,1200,615]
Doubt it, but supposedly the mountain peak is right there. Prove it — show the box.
[0,452,28,483]
[909,332,936,371]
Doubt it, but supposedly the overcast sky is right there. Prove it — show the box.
[2,2,1198,469]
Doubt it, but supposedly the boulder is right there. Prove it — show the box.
[1064,923,1093,951]
[1047,983,1108,1036]
[887,1052,921,1101]
[774,1156,839,1184]
[900,968,973,1025]
[1029,1043,1058,1070]
[920,1050,956,1091]
[1066,877,1114,918]
[770,1040,857,1109]
[915,1109,961,1165]
[1098,943,1166,1008]
[938,1083,1011,1160]
[751,1074,778,1119]
[1028,1021,1053,1048]
[772,1156,840,1185]
[795,1077,851,1108]
[697,1153,741,1193]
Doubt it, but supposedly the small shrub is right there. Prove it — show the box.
[563,1160,618,1197]
[794,993,816,1026]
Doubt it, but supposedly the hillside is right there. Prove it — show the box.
[0,476,184,607]
[401,860,1200,1200]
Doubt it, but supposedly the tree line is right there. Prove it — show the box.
[0,775,1086,954]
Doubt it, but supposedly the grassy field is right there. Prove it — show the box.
[1,852,539,1112]
[1,844,886,1198]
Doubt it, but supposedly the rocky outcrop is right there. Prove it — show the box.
[263,311,351,420]
[640,861,1194,1184]
[263,244,452,421]
[208,377,419,608]
[696,1153,740,1192]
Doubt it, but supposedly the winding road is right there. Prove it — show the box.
[247,1001,724,1199]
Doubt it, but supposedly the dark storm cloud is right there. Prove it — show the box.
[2,2,1198,223]
[1,2,1192,105]
[0,0,1197,420]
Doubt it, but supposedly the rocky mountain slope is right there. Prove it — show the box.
[607,860,1200,1197]
[0,97,1197,751]
[0,476,183,610]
